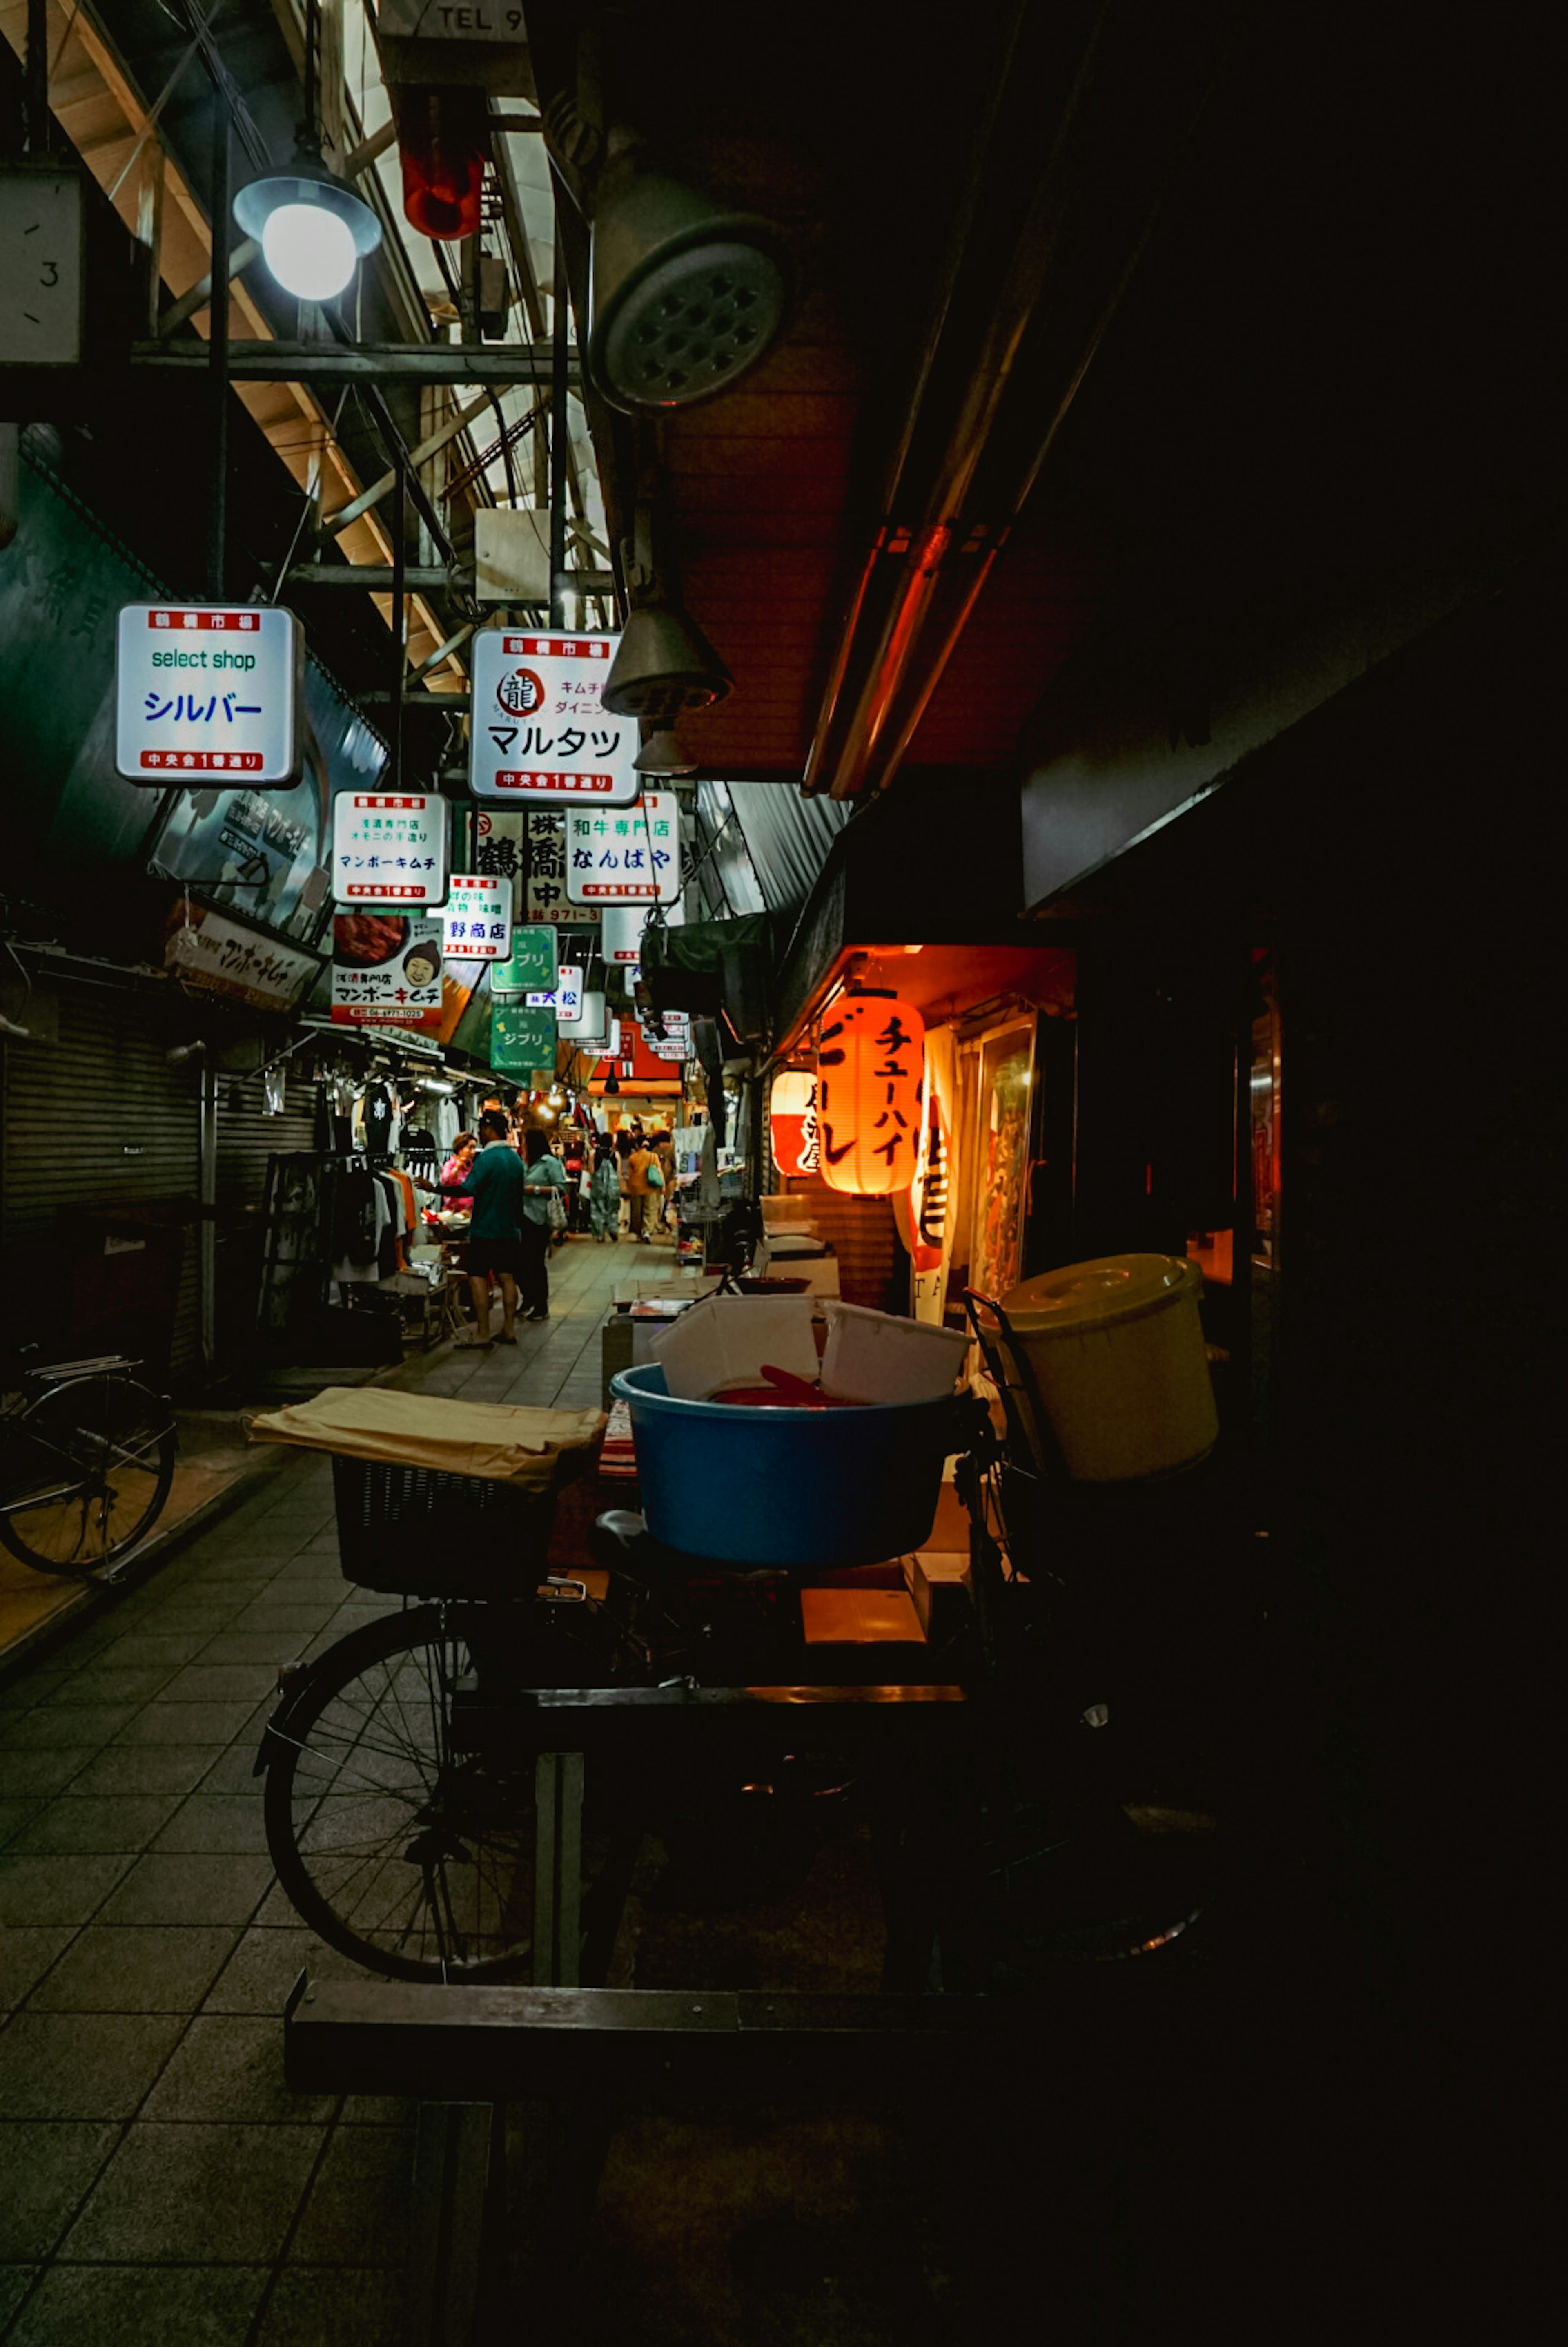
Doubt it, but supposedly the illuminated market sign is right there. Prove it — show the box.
[490,922,557,996]
[564,791,680,905]
[330,913,443,1028]
[331,791,449,907]
[442,873,512,962]
[116,604,304,785]
[469,629,639,804]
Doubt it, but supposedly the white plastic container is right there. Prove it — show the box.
[1000,1254,1217,1481]
[648,1293,820,1401]
[819,1301,969,1405]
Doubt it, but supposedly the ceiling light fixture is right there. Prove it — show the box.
[233,0,381,303]
[633,727,699,777]
[603,602,731,723]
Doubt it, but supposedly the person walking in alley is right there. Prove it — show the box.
[519,1127,568,1318]
[417,1109,525,1345]
[590,1138,622,1242]
[626,1134,657,1242]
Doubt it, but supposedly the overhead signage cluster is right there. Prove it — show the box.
[442,873,511,962]
[329,912,444,1028]
[331,791,449,906]
[565,790,680,904]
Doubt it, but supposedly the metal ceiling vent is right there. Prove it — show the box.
[587,140,790,413]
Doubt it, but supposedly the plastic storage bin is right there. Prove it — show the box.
[819,1302,969,1404]
[1000,1254,1217,1481]
[610,1363,960,1566]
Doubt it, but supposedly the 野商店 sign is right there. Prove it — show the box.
[468,629,638,805]
[329,912,444,1028]
[116,604,304,785]
[442,874,512,961]
[332,792,449,906]
[489,921,556,996]
[565,792,680,905]
[492,1003,558,1075]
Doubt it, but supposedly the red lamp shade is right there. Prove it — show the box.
[817,994,925,1196]
[395,86,487,243]
[770,1069,820,1177]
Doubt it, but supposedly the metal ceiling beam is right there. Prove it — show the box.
[285,565,614,592]
[129,341,572,385]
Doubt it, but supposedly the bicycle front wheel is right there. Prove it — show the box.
[0,1376,176,1576]
[263,1606,550,1981]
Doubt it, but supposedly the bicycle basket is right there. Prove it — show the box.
[330,1456,558,1598]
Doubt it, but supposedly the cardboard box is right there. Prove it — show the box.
[800,1588,927,1645]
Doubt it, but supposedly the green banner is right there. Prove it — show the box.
[492,1002,557,1076]
[490,922,558,996]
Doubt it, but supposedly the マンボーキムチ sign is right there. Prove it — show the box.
[330,913,444,1028]
[116,604,304,785]
[332,791,449,907]
[469,629,639,805]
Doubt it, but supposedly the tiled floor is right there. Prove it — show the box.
[0,1233,635,2344]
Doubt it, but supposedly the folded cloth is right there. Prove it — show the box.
[247,1386,605,1493]
[599,1398,638,1480]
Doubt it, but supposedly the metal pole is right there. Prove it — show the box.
[390,455,406,789]
[25,0,47,152]
[548,220,569,628]
[199,1059,218,1381]
[206,103,230,602]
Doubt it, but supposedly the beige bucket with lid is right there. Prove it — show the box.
[1000,1254,1218,1481]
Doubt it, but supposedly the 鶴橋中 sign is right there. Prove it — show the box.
[523,810,597,926]
[469,629,638,805]
[489,922,557,995]
[332,791,448,906]
[492,1003,558,1076]
[442,873,512,961]
[116,604,303,784]
[330,913,443,1028]
[565,792,680,905]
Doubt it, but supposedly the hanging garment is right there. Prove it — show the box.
[363,1083,394,1157]
[390,1168,419,1271]
[332,1168,390,1283]
[374,1172,402,1278]
[313,1084,333,1154]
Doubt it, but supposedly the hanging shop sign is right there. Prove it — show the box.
[162,899,320,1014]
[564,792,680,905]
[558,980,601,1037]
[895,1073,950,1274]
[601,899,684,964]
[770,1068,821,1176]
[468,629,638,805]
[331,790,448,906]
[329,912,444,1028]
[573,1017,620,1060]
[527,963,585,1024]
[492,1003,559,1076]
[116,604,305,785]
[646,1010,693,1063]
[489,921,557,996]
[523,810,597,926]
[817,992,926,1197]
[473,809,524,914]
[442,873,512,961]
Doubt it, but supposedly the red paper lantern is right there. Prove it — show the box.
[895,1077,949,1270]
[769,1069,820,1176]
[817,993,925,1196]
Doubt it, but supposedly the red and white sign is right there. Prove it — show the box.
[468,629,639,805]
[331,791,449,907]
[770,1069,821,1174]
[565,792,680,905]
[442,873,512,961]
[329,913,444,1028]
[116,604,303,785]
[601,899,684,964]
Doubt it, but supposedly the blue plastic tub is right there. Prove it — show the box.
[610,1362,962,1567]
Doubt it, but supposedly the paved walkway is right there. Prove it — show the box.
[0,1233,638,2346]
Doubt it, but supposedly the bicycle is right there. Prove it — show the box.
[0,1352,177,1579]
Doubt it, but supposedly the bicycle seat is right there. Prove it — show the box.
[24,1354,142,1385]
[589,1509,707,1587]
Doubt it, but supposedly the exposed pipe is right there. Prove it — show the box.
[205,97,230,601]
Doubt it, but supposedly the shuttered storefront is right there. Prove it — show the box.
[213,1070,319,1370]
[1,973,203,1381]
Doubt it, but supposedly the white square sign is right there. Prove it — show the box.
[330,913,444,1028]
[443,873,512,961]
[116,604,303,785]
[601,898,685,964]
[527,964,585,1024]
[332,792,449,906]
[469,629,639,805]
[565,792,680,904]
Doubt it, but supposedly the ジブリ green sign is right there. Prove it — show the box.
[490,922,557,997]
[492,1003,557,1075]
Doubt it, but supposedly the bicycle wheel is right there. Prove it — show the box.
[0,1376,176,1575]
[264,1604,617,1982]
